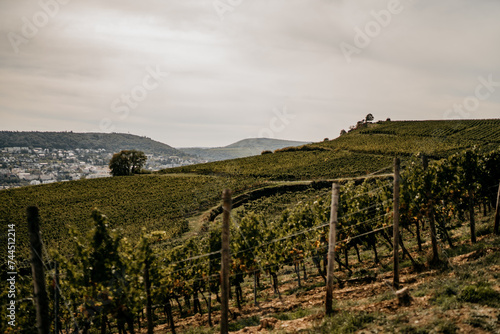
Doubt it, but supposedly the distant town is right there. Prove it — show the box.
[0,147,203,190]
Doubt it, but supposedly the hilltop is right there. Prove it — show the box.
[318,119,500,156]
[0,131,187,156]
[178,138,309,161]
[162,119,500,180]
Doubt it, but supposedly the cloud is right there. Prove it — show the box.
[0,0,499,147]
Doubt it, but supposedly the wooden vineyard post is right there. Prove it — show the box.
[253,272,258,306]
[325,183,339,316]
[221,189,232,334]
[494,183,500,235]
[145,257,154,334]
[469,186,477,243]
[208,260,213,328]
[393,158,400,290]
[423,155,439,264]
[54,262,60,334]
[27,206,50,334]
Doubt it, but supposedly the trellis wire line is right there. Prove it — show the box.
[148,257,330,315]
[233,214,390,260]
[231,222,395,280]
[340,224,393,243]
[255,198,393,250]
[13,200,394,281]
[229,213,267,277]
[44,223,398,306]
[162,250,222,267]
[165,240,323,283]
[159,257,322,289]
[180,197,395,260]
[231,222,329,257]
[338,211,392,232]
[346,183,392,200]
[338,164,394,180]
[31,245,80,332]
[342,199,393,217]
[156,188,395,264]
[334,177,392,197]
[5,180,394,269]
[367,165,394,176]
[165,218,395,282]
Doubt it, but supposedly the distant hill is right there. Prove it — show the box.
[0,131,186,156]
[178,138,310,161]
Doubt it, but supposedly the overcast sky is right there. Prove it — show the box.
[1,0,499,147]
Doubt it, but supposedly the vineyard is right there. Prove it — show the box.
[161,149,394,181]
[329,119,500,156]
[1,119,499,333]
[161,119,500,179]
[1,147,499,333]
[0,174,263,261]
[2,119,498,263]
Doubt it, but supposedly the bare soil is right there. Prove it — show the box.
[144,234,500,334]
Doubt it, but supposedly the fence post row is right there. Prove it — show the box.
[494,183,500,235]
[325,183,339,315]
[27,206,51,334]
[54,261,59,334]
[423,155,440,264]
[393,158,400,290]
[145,256,154,334]
[220,189,232,334]
[22,160,497,331]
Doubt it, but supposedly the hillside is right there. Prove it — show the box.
[224,138,309,150]
[1,119,499,333]
[162,119,500,180]
[0,174,262,261]
[0,131,187,156]
[178,138,309,162]
[318,119,500,156]
[2,119,499,258]
[169,226,500,334]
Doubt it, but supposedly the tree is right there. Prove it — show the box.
[109,150,147,176]
[365,113,374,123]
